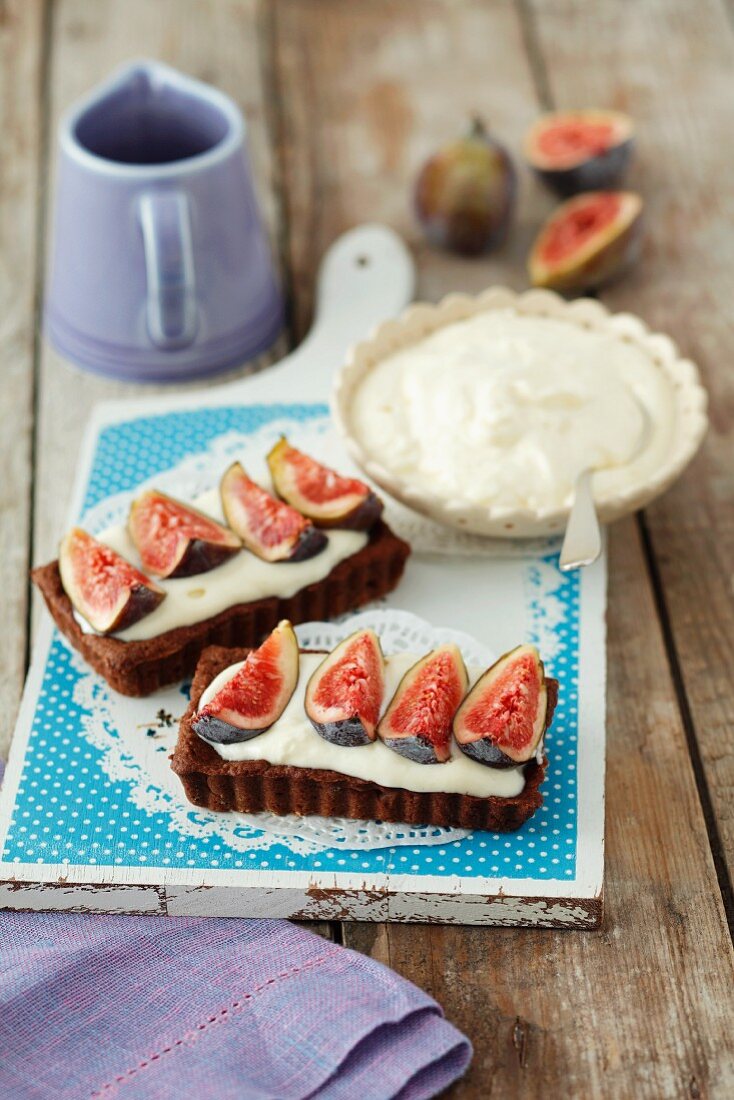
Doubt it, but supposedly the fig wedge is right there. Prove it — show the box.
[377,645,468,764]
[129,489,240,579]
[525,109,634,196]
[453,644,548,768]
[528,190,643,292]
[305,629,385,746]
[220,461,326,563]
[59,527,165,634]
[267,437,383,530]
[193,620,299,745]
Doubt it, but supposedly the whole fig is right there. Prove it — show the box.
[414,118,516,256]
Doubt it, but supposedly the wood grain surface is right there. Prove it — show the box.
[2,1,733,1096]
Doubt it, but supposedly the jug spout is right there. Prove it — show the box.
[62,59,243,174]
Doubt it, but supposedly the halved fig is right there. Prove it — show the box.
[59,527,165,634]
[220,461,326,564]
[525,109,634,196]
[453,644,548,769]
[305,629,385,746]
[129,489,240,579]
[528,190,643,292]
[267,437,383,530]
[377,645,468,764]
[193,620,299,745]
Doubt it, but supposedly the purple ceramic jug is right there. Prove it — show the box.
[45,60,283,382]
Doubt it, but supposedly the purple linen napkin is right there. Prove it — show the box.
[0,911,471,1099]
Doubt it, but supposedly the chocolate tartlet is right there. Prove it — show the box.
[171,645,557,832]
[33,521,410,697]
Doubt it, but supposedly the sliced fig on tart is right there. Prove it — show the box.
[129,489,240,579]
[193,620,299,745]
[377,645,468,764]
[525,109,634,196]
[267,436,383,530]
[220,461,326,564]
[453,644,548,769]
[59,527,165,634]
[305,629,385,746]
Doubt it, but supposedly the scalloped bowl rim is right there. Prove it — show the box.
[331,286,709,539]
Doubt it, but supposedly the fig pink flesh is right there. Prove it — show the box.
[130,490,239,577]
[269,438,378,524]
[309,632,383,735]
[60,528,164,633]
[222,463,319,561]
[461,651,541,753]
[199,624,297,731]
[381,648,466,760]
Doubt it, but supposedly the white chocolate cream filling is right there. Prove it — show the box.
[76,489,368,642]
[350,308,676,513]
[200,652,527,799]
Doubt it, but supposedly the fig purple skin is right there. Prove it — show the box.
[169,539,240,578]
[533,140,633,197]
[414,117,517,257]
[330,491,383,532]
[308,716,374,748]
[458,737,529,770]
[379,734,446,765]
[287,526,328,561]
[192,714,271,746]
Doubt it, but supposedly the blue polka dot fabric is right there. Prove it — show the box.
[3,405,579,883]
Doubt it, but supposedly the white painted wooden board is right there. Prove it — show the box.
[0,227,605,926]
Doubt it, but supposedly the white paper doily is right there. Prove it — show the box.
[70,609,497,855]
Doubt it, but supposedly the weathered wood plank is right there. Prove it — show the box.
[272,1,734,1094]
[271,0,540,337]
[528,0,734,893]
[0,0,46,762]
[32,0,286,588]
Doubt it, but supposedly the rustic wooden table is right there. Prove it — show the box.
[2,1,733,1095]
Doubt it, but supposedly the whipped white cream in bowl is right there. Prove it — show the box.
[333,287,708,538]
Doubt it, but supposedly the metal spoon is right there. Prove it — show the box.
[559,401,651,572]
[559,468,601,571]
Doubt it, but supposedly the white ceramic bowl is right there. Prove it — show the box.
[332,286,709,539]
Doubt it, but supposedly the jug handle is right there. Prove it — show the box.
[139,192,198,350]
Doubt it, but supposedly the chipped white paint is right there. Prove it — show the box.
[0,875,601,927]
[0,881,164,914]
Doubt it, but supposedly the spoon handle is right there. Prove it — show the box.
[559,468,602,572]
